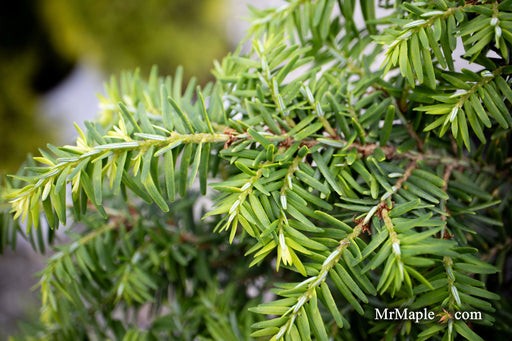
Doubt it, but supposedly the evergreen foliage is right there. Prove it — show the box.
[1,0,512,340]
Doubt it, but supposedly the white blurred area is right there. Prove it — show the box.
[40,62,105,143]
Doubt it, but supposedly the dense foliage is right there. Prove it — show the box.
[1,0,512,340]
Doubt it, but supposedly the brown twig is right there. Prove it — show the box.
[438,164,455,239]
[351,143,396,159]
[441,164,454,222]
[394,160,418,191]
[405,122,425,152]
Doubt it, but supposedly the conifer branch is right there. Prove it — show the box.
[1,0,510,339]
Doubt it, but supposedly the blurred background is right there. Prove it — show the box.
[0,0,278,337]
[0,0,233,173]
